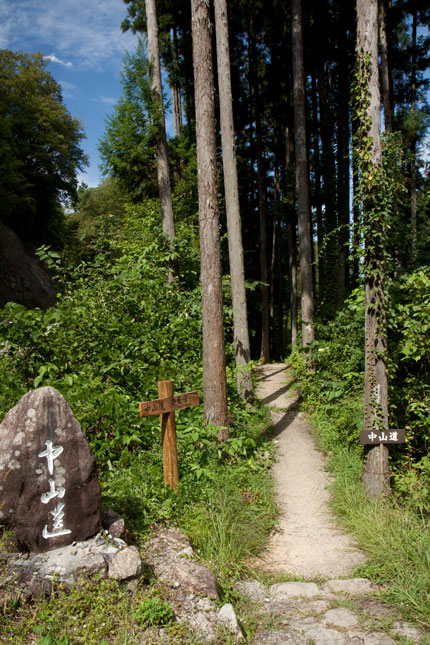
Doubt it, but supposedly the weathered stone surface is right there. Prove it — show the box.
[145,527,219,599]
[269,581,320,599]
[101,509,125,539]
[107,546,142,580]
[253,629,307,644]
[322,578,379,595]
[322,608,360,629]
[235,579,268,601]
[390,620,425,642]
[219,603,244,640]
[295,624,346,644]
[0,222,57,310]
[0,387,101,552]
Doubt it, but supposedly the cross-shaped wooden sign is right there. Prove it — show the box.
[140,380,200,491]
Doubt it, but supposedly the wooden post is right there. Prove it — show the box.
[140,382,199,492]
[158,380,179,491]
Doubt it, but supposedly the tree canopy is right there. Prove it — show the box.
[0,50,87,242]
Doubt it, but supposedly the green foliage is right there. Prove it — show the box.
[99,39,160,201]
[0,198,276,561]
[0,49,87,242]
[292,290,365,451]
[133,595,174,627]
[389,268,430,508]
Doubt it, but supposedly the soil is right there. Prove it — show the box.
[255,363,366,578]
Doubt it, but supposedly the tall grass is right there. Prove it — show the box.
[327,447,430,629]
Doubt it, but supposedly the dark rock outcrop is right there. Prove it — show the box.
[0,221,56,309]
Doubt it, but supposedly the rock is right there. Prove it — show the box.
[360,633,396,644]
[298,624,346,644]
[0,387,101,552]
[186,611,217,642]
[101,509,125,539]
[145,527,219,599]
[0,221,57,309]
[390,620,424,642]
[219,603,243,640]
[235,579,268,601]
[269,581,321,599]
[168,559,219,598]
[73,552,107,580]
[322,579,378,595]
[108,546,142,580]
[322,608,360,629]
[254,628,307,644]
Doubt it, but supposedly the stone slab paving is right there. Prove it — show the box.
[249,364,429,644]
[236,578,428,644]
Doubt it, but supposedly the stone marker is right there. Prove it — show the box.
[0,386,101,552]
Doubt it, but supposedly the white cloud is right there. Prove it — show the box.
[44,53,73,68]
[92,95,118,106]
[0,0,138,71]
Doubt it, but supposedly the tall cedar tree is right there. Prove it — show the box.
[145,0,176,246]
[356,0,390,497]
[291,0,315,348]
[191,0,229,438]
[214,0,253,400]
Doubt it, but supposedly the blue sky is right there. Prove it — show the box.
[0,0,142,187]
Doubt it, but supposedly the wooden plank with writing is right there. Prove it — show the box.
[360,428,406,445]
[140,391,199,417]
[171,391,200,411]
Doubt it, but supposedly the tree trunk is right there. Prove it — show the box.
[410,8,417,261]
[357,0,390,497]
[337,0,351,303]
[291,0,314,349]
[286,124,298,349]
[378,0,393,134]
[214,0,253,401]
[310,72,323,302]
[145,0,176,247]
[191,0,229,439]
[249,1,270,363]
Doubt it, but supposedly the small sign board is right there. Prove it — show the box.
[140,391,199,417]
[360,428,406,445]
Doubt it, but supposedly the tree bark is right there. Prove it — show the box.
[214,0,253,400]
[249,0,270,364]
[191,0,229,439]
[337,0,352,303]
[291,0,315,349]
[145,0,176,246]
[357,0,390,497]
[378,0,393,134]
[285,123,298,349]
[410,8,417,261]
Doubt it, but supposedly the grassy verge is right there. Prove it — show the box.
[293,363,430,630]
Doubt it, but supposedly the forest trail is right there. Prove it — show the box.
[255,363,366,578]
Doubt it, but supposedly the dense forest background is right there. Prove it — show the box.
[1,0,430,533]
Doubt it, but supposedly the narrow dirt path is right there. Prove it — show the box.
[242,363,429,644]
[255,363,365,578]
[257,364,365,579]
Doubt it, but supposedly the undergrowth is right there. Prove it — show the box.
[0,201,278,642]
[291,285,430,630]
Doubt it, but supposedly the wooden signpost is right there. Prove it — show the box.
[140,380,200,491]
